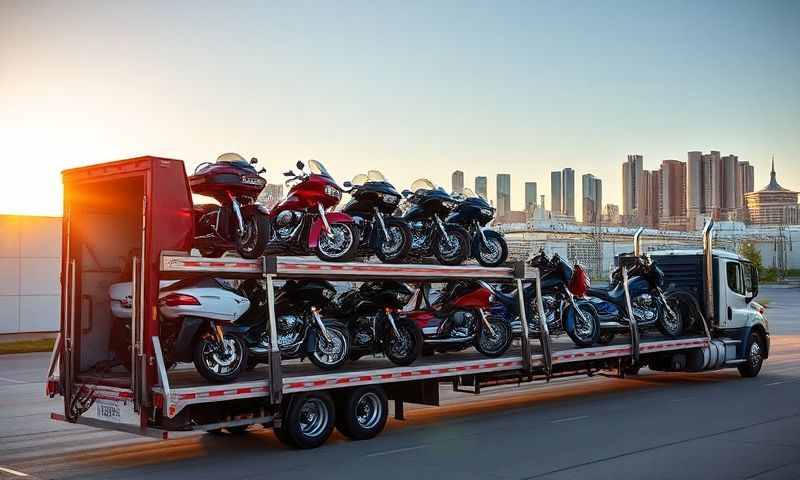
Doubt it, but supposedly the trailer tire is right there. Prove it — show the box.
[271,421,295,447]
[283,392,336,449]
[738,332,764,378]
[335,386,388,441]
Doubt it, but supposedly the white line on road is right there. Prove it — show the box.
[365,444,428,457]
[765,381,787,386]
[0,466,29,477]
[550,415,589,424]
[0,377,26,384]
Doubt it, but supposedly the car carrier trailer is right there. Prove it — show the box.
[46,156,769,449]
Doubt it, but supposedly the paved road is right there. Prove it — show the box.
[1,287,798,480]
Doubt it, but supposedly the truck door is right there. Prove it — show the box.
[723,260,750,329]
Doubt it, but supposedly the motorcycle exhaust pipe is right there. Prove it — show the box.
[425,336,477,344]
[311,307,333,343]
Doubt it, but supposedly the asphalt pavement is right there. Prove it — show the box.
[1,286,799,480]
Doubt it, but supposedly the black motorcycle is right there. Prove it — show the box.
[341,171,412,263]
[234,279,351,370]
[399,178,471,265]
[330,280,422,365]
[489,251,600,347]
[447,188,508,267]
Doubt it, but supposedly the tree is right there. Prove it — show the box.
[738,242,763,271]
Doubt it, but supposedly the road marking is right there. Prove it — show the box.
[0,377,25,384]
[0,466,29,477]
[765,381,786,386]
[550,415,589,424]
[366,444,428,457]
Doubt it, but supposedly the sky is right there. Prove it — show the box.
[1,0,799,217]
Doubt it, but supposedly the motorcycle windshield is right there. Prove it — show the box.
[351,173,369,186]
[309,160,334,179]
[410,178,436,193]
[216,152,252,169]
[367,170,386,182]
[462,188,478,198]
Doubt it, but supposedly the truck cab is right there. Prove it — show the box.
[648,236,769,377]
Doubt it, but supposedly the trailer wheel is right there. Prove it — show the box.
[283,392,336,449]
[335,386,388,441]
[738,332,764,378]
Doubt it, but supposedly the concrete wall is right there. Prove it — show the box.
[0,216,61,334]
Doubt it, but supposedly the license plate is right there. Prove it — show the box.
[242,176,265,186]
[96,399,122,422]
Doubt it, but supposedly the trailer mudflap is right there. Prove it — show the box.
[384,379,440,407]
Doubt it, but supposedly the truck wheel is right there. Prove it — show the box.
[335,386,388,441]
[283,392,335,449]
[738,332,764,378]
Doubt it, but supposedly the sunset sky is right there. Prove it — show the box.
[1,0,798,217]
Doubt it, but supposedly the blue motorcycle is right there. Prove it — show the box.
[487,251,600,347]
[581,253,687,344]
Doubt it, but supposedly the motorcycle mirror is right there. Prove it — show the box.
[250,157,258,164]
[343,181,352,188]
[283,170,295,177]
[296,160,305,170]
[402,189,412,197]
[259,167,266,174]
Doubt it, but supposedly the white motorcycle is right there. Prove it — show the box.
[108,277,250,383]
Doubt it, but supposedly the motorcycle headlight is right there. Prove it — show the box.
[324,185,341,199]
[480,208,493,217]
[381,193,400,204]
[443,200,457,209]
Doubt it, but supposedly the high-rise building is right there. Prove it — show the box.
[738,161,755,207]
[475,176,487,199]
[622,154,644,217]
[496,174,511,219]
[603,204,621,225]
[524,182,537,214]
[451,170,464,195]
[581,174,602,224]
[550,171,562,214]
[562,168,575,219]
[686,151,703,220]
[660,160,687,218]
[635,169,661,228]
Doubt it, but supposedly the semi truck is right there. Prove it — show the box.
[46,156,769,449]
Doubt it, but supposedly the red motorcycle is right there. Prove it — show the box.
[403,281,512,357]
[268,160,359,262]
[190,153,270,258]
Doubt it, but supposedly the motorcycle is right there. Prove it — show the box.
[267,160,359,262]
[582,253,687,343]
[341,170,412,263]
[399,179,472,265]
[402,280,512,357]
[190,153,271,258]
[331,280,422,365]
[489,251,600,347]
[108,278,250,383]
[234,279,351,370]
[447,188,508,267]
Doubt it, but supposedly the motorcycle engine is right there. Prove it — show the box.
[448,310,477,338]
[632,294,658,322]
[275,210,303,239]
[409,221,428,250]
[531,295,558,327]
[353,316,376,347]
[276,314,304,347]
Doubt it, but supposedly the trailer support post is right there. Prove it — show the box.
[516,278,532,374]
[532,269,552,377]
[265,271,283,405]
[394,400,405,420]
[622,268,640,363]
[151,336,171,417]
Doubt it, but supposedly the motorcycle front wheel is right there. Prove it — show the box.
[475,230,508,267]
[193,333,248,383]
[309,323,351,370]
[382,318,422,366]
[375,219,412,264]
[433,225,471,266]
[566,304,599,347]
[657,295,686,338]
[316,223,359,262]
[475,316,513,357]
[236,211,270,259]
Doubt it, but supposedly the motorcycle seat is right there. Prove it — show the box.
[492,289,518,307]
[586,287,626,305]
